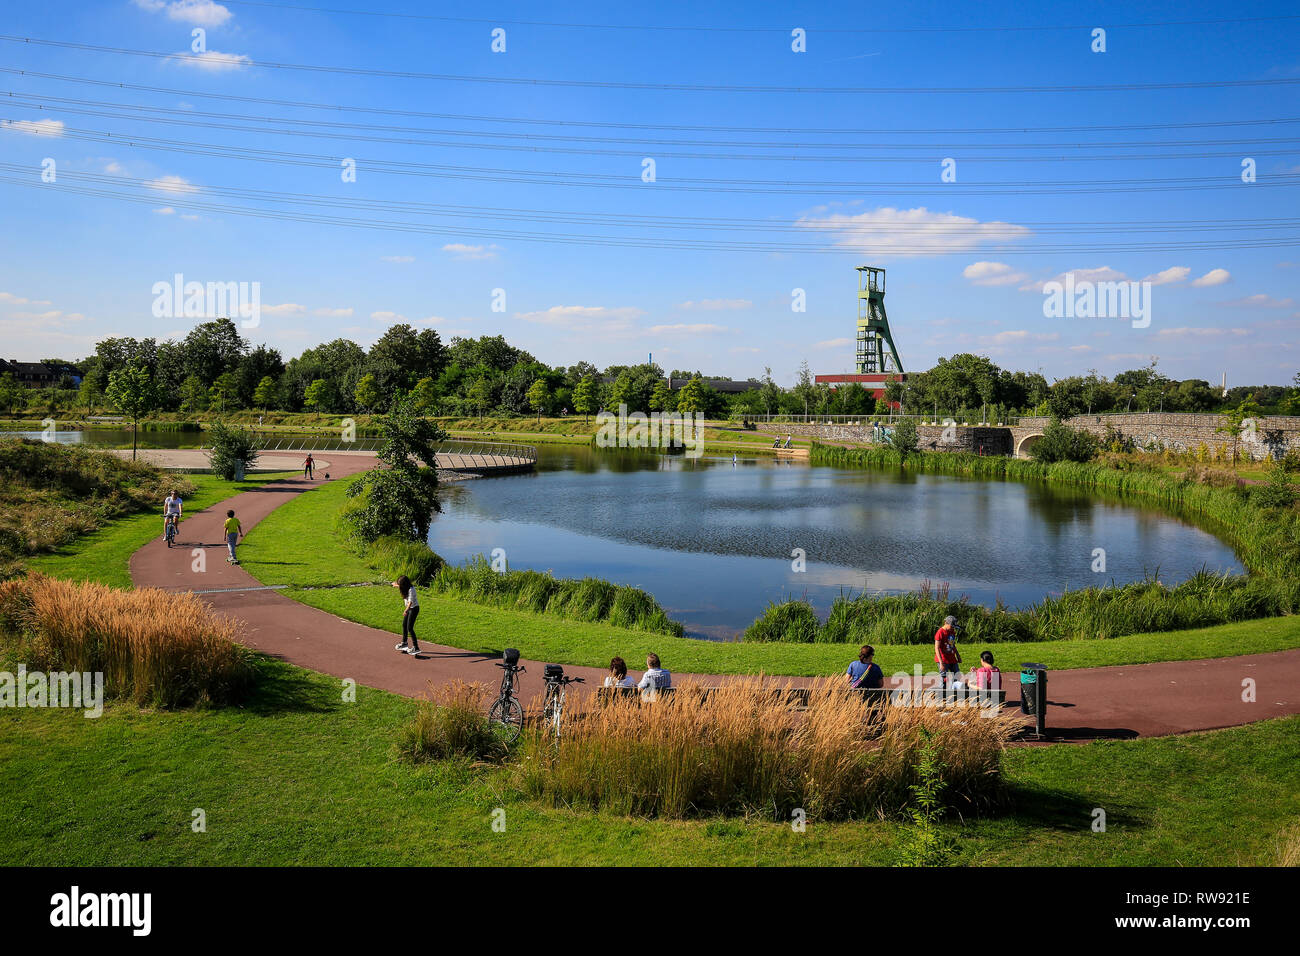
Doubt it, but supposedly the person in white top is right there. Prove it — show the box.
[636,653,672,694]
[162,490,183,536]
[392,575,421,656]
[603,656,636,689]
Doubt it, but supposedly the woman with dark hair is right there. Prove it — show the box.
[604,656,635,689]
[392,575,421,656]
[847,645,883,690]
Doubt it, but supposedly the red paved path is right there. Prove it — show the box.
[129,456,1300,741]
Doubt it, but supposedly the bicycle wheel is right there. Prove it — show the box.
[488,696,524,743]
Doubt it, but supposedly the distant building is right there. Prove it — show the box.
[667,377,760,395]
[4,360,82,388]
[814,372,906,407]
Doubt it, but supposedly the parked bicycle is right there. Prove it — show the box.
[541,664,585,739]
[488,648,525,743]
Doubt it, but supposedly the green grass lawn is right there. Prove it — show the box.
[26,472,294,589]
[237,473,1300,676]
[1,659,1295,865]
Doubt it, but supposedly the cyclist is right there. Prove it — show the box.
[162,489,183,537]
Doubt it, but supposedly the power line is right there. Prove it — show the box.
[7,163,1295,237]
[8,90,1299,156]
[8,68,1300,137]
[4,35,1297,95]
[7,172,1296,254]
[217,1,1300,35]
[13,123,1298,196]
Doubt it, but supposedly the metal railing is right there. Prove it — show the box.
[745,413,1022,426]
[197,437,538,471]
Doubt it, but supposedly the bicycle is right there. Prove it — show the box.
[488,648,525,743]
[541,664,585,739]
[163,514,179,548]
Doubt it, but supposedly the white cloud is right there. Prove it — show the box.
[514,305,645,331]
[140,0,234,28]
[370,310,406,322]
[1219,294,1295,309]
[962,261,1029,287]
[1141,266,1191,286]
[169,50,252,71]
[729,346,761,354]
[0,119,65,137]
[1018,266,1130,293]
[647,323,730,334]
[153,206,176,215]
[813,337,853,349]
[179,213,200,221]
[380,256,415,264]
[145,175,200,195]
[677,298,752,311]
[0,292,52,306]
[1192,268,1231,287]
[1155,326,1250,337]
[441,243,500,261]
[984,330,1060,345]
[796,206,1031,256]
[312,307,354,317]
[262,303,306,316]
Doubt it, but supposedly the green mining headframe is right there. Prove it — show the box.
[855,266,904,375]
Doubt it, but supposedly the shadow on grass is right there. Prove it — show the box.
[240,654,341,716]
[989,780,1146,833]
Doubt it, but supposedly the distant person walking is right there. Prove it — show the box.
[223,509,242,564]
[162,489,183,537]
[303,453,314,480]
[393,575,421,655]
[847,645,883,690]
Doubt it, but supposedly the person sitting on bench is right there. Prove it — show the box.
[847,645,883,690]
[637,653,672,694]
[966,650,1001,690]
[604,656,636,689]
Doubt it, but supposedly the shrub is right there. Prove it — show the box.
[744,599,821,642]
[1030,417,1099,463]
[888,419,919,456]
[206,420,261,480]
[1253,463,1297,511]
[366,535,444,586]
[399,680,508,762]
[520,678,1019,820]
[0,574,253,707]
[433,556,684,636]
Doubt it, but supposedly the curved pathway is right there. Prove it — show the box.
[129,454,1300,741]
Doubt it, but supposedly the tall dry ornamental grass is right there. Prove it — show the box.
[520,678,1019,820]
[0,574,253,707]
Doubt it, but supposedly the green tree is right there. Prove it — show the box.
[410,376,439,412]
[793,360,816,416]
[888,418,919,457]
[178,374,209,414]
[526,378,550,424]
[1030,418,1100,463]
[675,376,710,414]
[1216,395,1263,464]
[183,317,247,386]
[0,372,21,416]
[572,377,598,423]
[253,375,277,414]
[648,380,673,412]
[105,361,162,460]
[208,371,240,413]
[342,394,448,542]
[759,367,782,416]
[467,376,494,420]
[354,373,381,413]
[206,421,261,480]
[303,378,334,412]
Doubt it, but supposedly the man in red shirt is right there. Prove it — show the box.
[934,615,962,687]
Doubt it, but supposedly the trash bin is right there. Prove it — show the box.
[1020,663,1047,736]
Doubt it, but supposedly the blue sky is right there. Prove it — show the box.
[1,0,1297,387]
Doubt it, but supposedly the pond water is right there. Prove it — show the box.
[428,445,1244,640]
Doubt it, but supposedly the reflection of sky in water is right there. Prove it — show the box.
[430,448,1244,641]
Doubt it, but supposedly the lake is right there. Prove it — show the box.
[427,445,1244,640]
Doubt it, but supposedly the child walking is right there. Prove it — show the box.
[223,509,243,564]
[393,575,421,655]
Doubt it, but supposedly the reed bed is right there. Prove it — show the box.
[0,573,253,707]
[520,677,1019,820]
[433,556,684,637]
[399,680,508,762]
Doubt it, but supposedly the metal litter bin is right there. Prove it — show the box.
[1020,663,1047,736]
